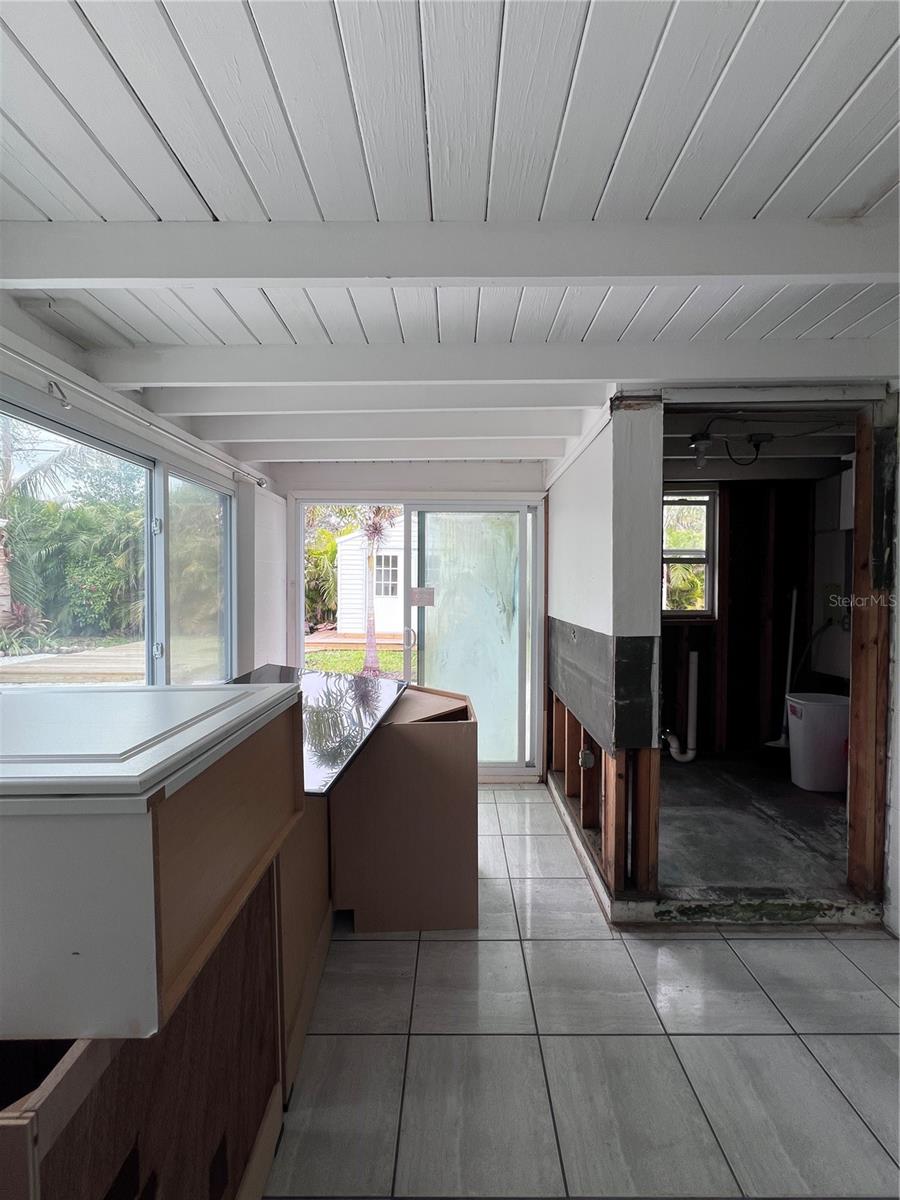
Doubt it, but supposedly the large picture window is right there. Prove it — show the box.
[662,491,716,617]
[0,408,149,685]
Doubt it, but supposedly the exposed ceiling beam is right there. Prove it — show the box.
[89,341,898,389]
[664,435,855,458]
[193,408,583,443]
[660,384,887,407]
[664,459,844,481]
[225,437,567,462]
[2,219,896,288]
[143,381,604,416]
[663,413,856,436]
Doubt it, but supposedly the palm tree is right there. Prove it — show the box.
[357,505,400,675]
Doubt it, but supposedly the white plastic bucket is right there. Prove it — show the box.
[786,693,850,792]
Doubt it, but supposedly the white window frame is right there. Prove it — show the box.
[661,487,718,619]
[375,552,399,597]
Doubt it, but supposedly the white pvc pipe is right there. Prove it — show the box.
[667,650,698,763]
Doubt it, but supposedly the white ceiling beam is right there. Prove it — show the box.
[664,459,843,481]
[193,408,583,443]
[663,413,856,436]
[664,435,855,458]
[143,381,603,416]
[225,437,567,462]
[660,384,887,407]
[2,219,896,289]
[89,340,898,389]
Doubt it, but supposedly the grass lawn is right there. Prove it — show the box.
[304,648,404,677]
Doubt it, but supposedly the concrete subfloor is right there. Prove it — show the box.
[660,753,850,902]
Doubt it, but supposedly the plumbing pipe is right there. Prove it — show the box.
[666,650,698,763]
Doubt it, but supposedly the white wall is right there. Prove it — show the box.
[253,489,287,667]
[548,402,662,637]
[336,525,407,634]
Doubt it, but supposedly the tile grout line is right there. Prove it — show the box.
[720,937,801,1034]
[619,937,747,1198]
[389,930,421,1198]
[826,938,900,1008]
[798,1032,900,1169]
[502,820,570,1198]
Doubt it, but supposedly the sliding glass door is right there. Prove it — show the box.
[404,504,537,769]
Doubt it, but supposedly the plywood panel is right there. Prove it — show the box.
[394,287,438,342]
[164,0,319,220]
[583,286,653,342]
[651,1,840,219]
[252,0,375,219]
[438,287,479,343]
[307,288,367,344]
[476,287,521,343]
[421,0,503,219]
[760,44,899,218]
[488,0,589,218]
[542,0,669,219]
[154,709,300,1018]
[596,1,754,219]
[218,288,294,345]
[547,287,609,343]
[0,29,152,219]
[2,0,209,220]
[335,0,431,219]
[266,288,331,345]
[513,287,565,343]
[706,2,900,218]
[351,288,403,344]
[80,0,265,220]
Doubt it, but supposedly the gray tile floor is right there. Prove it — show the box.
[266,784,900,1199]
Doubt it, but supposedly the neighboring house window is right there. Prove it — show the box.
[375,553,399,597]
[662,490,716,616]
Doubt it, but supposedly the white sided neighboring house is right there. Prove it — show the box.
[335,524,412,635]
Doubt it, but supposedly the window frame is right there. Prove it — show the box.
[375,551,399,597]
[661,487,718,620]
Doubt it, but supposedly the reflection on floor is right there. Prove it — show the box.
[264,784,899,1199]
[660,753,850,900]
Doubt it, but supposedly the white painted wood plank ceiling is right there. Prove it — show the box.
[0,0,897,470]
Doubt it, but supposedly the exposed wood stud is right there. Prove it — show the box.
[601,749,628,894]
[551,693,566,774]
[579,729,601,830]
[564,707,581,798]
[631,747,660,894]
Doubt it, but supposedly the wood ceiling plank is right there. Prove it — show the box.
[686,284,783,342]
[724,284,828,340]
[547,287,608,343]
[542,1,669,219]
[79,0,265,220]
[250,0,374,220]
[438,287,479,343]
[595,0,754,219]
[705,1,900,218]
[812,128,900,218]
[487,0,589,218]
[394,287,438,343]
[512,287,566,343]
[2,0,208,220]
[334,0,430,219]
[50,289,150,345]
[26,295,134,349]
[833,298,899,339]
[759,44,898,218]
[306,288,367,344]
[350,288,403,344]
[651,1,840,219]
[88,289,190,344]
[0,125,101,220]
[217,288,293,345]
[163,0,319,220]
[0,29,153,219]
[172,288,259,346]
[0,176,45,220]
[760,283,870,340]
[798,283,899,339]
[420,0,503,219]
[868,317,899,339]
[618,285,698,342]
[583,286,654,342]
[264,289,330,347]
[867,181,899,217]
[130,289,220,345]
[476,287,521,343]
